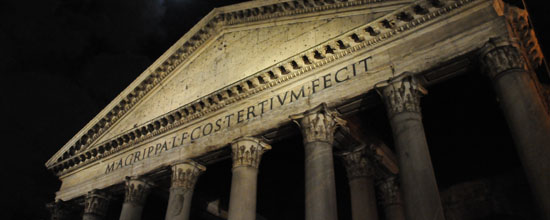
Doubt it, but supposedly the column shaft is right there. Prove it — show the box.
[339,146,378,220]
[349,178,378,220]
[377,177,405,220]
[228,167,258,220]
[385,203,406,220]
[166,189,193,220]
[379,76,445,220]
[227,137,270,220]
[482,38,550,219]
[291,103,344,220]
[304,141,338,220]
[390,111,444,220]
[119,203,144,220]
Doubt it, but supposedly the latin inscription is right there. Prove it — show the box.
[105,56,373,174]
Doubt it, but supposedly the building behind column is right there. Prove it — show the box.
[45,0,550,219]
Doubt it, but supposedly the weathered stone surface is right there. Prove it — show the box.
[165,161,205,220]
[95,11,392,144]
[51,0,513,201]
[481,37,550,220]
[377,176,405,220]
[292,104,343,220]
[378,75,445,220]
[47,200,77,220]
[119,177,153,220]
[339,146,378,220]
[83,190,110,220]
[441,173,537,220]
[227,137,269,220]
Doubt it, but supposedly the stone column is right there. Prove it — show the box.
[377,176,405,220]
[339,146,378,220]
[119,176,153,220]
[290,103,345,220]
[378,75,445,220]
[165,160,206,220]
[227,137,271,220]
[47,200,74,220]
[83,190,110,220]
[481,37,550,220]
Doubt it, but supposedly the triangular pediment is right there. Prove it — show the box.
[46,0,414,171]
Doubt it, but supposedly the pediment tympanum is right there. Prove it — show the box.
[95,10,394,145]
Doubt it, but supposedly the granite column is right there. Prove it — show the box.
[227,137,270,220]
[83,190,110,220]
[378,75,445,220]
[119,177,153,220]
[481,38,550,219]
[291,103,345,220]
[165,160,205,220]
[377,176,405,220]
[339,146,378,220]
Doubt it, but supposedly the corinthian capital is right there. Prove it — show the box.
[124,176,153,206]
[171,160,206,190]
[480,37,526,79]
[84,190,110,217]
[376,176,402,207]
[378,75,427,119]
[338,146,375,180]
[231,137,271,169]
[290,103,346,144]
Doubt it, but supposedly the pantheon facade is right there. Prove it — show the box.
[46,0,550,219]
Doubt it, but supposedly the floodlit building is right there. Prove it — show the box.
[46,0,550,219]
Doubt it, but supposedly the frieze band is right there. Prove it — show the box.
[103,56,373,175]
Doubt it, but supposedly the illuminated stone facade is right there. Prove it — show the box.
[46,0,550,219]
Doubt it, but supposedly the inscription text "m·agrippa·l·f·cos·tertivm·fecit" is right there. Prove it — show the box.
[105,56,373,174]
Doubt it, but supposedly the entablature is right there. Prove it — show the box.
[46,0,411,171]
[49,0,484,177]
[48,0,548,202]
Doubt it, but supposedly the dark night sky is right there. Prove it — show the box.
[0,0,548,219]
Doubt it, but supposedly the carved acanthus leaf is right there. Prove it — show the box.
[231,137,271,169]
[481,38,526,79]
[171,160,206,190]
[84,190,110,217]
[379,75,427,118]
[376,176,402,206]
[338,145,375,180]
[51,0,479,176]
[124,177,153,206]
[290,103,346,144]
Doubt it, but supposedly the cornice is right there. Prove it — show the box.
[46,0,399,169]
[49,0,479,176]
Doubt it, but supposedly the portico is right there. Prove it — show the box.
[46,0,549,219]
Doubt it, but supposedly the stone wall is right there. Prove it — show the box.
[441,171,536,220]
